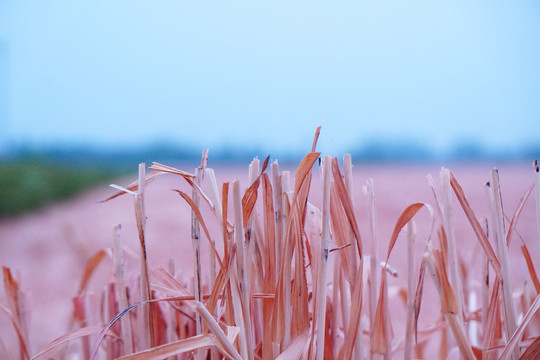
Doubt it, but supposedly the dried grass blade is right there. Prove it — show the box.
[520,335,540,360]
[500,295,540,360]
[521,244,540,294]
[414,256,427,344]
[338,259,364,360]
[116,334,217,360]
[293,152,320,196]
[331,157,362,257]
[329,185,352,279]
[506,183,534,246]
[385,203,431,263]
[0,300,30,360]
[77,249,106,295]
[2,267,22,324]
[151,266,192,297]
[481,277,502,353]
[31,326,107,360]
[195,302,243,360]
[148,162,195,178]
[371,273,390,355]
[449,171,502,277]
[241,155,270,226]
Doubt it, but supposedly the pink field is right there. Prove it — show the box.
[1,160,539,359]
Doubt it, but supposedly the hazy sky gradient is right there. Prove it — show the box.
[0,1,539,157]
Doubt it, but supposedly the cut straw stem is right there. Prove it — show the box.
[489,169,517,360]
[343,154,358,285]
[205,168,222,291]
[271,161,283,276]
[365,178,379,356]
[191,165,204,360]
[315,155,331,360]
[440,168,464,325]
[404,221,416,360]
[232,179,254,360]
[135,162,155,349]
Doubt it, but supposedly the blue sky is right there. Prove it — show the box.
[0,1,539,157]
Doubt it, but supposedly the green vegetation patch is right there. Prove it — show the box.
[0,159,124,217]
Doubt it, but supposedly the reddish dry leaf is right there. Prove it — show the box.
[2,267,21,322]
[173,189,224,271]
[241,155,270,226]
[331,157,363,258]
[324,298,335,360]
[293,152,321,196]
[329,184,352,278]
[433,250,458,315]
[148,162,195,179]
[151,267,192,297]
[386,203,430,263]
[500,294,540,360]
[371,274,389,355]
[414,256,427,344]
[77,250,106,295]
[449,172,502,278]
[521,244,540,294]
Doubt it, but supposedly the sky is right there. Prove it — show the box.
[0,1,539,158]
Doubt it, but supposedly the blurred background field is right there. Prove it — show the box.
[1,1,539,217]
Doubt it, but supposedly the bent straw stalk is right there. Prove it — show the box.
[490,169,518,360]
[134,162,155,350]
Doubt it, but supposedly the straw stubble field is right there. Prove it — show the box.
[1,147,539,359]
